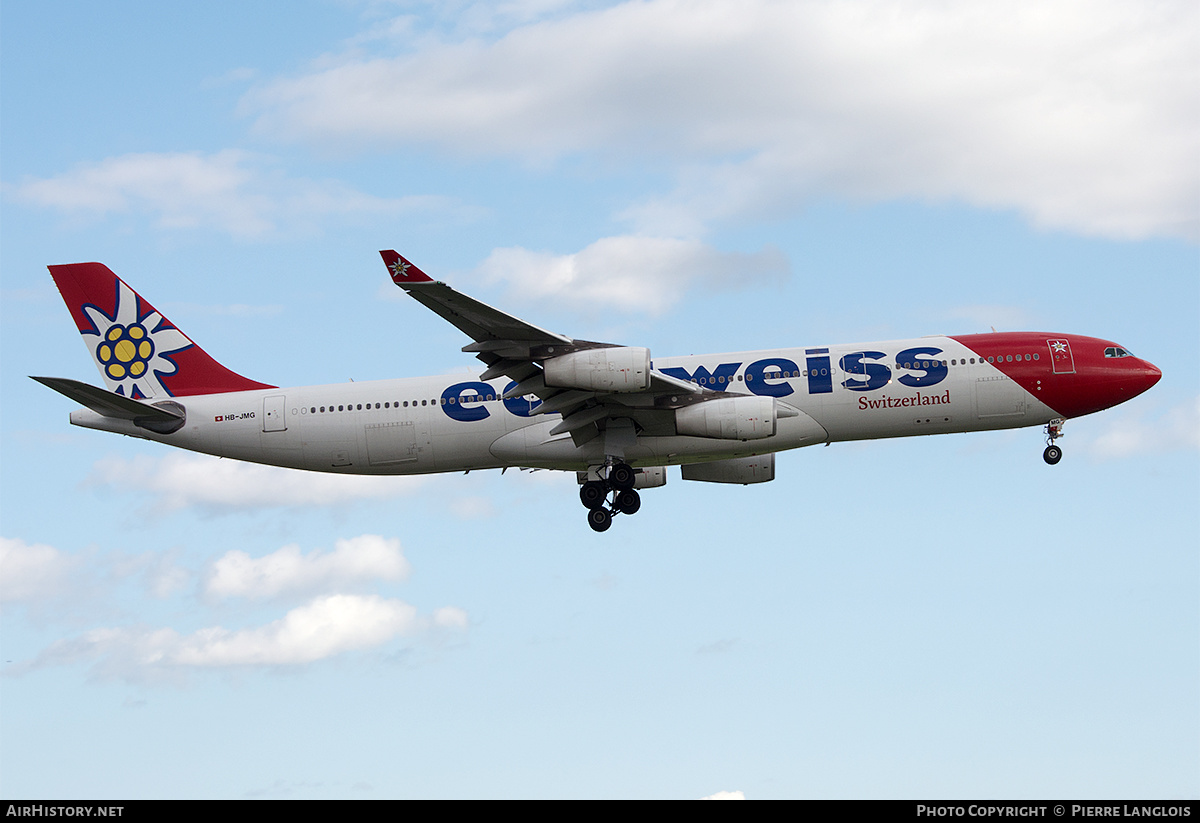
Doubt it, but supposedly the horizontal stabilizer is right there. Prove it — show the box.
[31,376,185,424]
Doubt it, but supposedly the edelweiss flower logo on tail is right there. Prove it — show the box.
[83,279,191,398]
[380,251,433,285]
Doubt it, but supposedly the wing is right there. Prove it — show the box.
[380,250,706,449]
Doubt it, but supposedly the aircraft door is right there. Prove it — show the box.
[263,394,287,432]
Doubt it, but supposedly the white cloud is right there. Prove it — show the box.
[246,0,1198,241]
[0,537,78,604]
[6,531,467,681]
[449,495,499,519]
[0,537,193,616]
[431,606,469,630]
[171,594,419,666]
[88,453,425,512]
[366,0,581,39]
[1080,396,1200,459]
[29,594,428,675]
[476,235,787,314]
[207,535,411,600]
[114,548,193,600]
[701,790,745,800]
[8,150,459,238]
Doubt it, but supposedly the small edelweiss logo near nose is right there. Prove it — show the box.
[96,323,155,381]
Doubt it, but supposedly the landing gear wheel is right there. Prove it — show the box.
[1043,444,1062,465]
[615,489,641,515]
[579,481,607,510]
[587,508,613,532]
[609,462,636,490]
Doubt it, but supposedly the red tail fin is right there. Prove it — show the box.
[48,262,274,398]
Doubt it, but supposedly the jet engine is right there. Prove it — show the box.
[632,466,667,488]
[543,347,651,392]
[681,454,775,484]
[675,395,778,440]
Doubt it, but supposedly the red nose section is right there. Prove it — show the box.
[1134,359,1163,395]
[1049,355,1161,417]
[952,333,1161,420]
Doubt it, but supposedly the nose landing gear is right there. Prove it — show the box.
[579,461,641,532]
[1043,418,1065,465]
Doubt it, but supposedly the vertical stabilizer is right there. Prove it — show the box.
[48,262,274,398]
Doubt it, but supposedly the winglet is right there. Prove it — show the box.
[379,250,435,286]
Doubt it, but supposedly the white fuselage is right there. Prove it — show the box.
[70,336,1057,474]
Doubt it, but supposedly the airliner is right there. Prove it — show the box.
[35,251,1162,531]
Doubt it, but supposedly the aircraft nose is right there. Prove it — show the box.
[1139,359,1163,392]
[1120,357,1162,403]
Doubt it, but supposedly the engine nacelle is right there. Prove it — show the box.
[543,347,651,392]
[675,395,777,440]
[575,466,667,488]
[633,466,667,489]
[681,454,775,485]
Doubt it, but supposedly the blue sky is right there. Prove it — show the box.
[1,0,1197,800]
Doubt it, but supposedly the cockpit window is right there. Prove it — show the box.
[1104,347,1133,358]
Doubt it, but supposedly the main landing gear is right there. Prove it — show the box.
[580,461,641,532]
[1043,418,1065,465]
